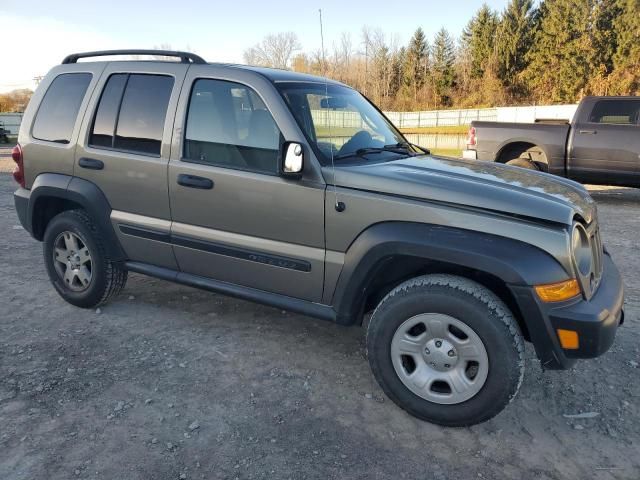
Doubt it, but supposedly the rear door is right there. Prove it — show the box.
[569,98,640,185]
[75,62,188,268]
[167,66,326,302]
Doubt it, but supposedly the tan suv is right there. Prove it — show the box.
[12,50,624,426]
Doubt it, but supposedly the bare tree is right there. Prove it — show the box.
[243,33,302,69]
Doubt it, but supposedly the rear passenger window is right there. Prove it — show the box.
[32,73,92,143]
[89,74,174,156]
[589,100,640,125]
[183,79,281,174]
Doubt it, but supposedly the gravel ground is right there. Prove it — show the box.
[0,151,14,173]
[0,172,638,480]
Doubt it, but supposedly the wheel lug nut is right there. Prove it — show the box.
[444,364,450,368]
[424,348,430,354]
[448,350,455,357]
[435,340,442,348]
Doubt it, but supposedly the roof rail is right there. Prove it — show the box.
[61,49,206,65]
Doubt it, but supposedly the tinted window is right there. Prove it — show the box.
[32,73,92,143]
[589,100,640,125]
[184,79,281,174]
[89,74,127,148]
[110,74,173,155]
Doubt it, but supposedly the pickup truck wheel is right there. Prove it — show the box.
[506,158,539,170]
[366,274,524,426]
[43,209,127,308]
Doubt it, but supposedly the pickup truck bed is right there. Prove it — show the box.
[464,96,640,188]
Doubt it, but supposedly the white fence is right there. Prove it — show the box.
[0,113,22,135]
[310,104,578,129]
[385,108,498,128]
[495,104,578,123]
[1,104,580,136]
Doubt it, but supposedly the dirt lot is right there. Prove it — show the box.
[0,171,638,480]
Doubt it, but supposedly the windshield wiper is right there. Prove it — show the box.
[391,141,430,155]
[334,144,419,161]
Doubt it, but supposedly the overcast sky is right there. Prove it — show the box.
[1,0,509,93]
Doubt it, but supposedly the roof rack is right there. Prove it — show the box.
[61,49,206,65]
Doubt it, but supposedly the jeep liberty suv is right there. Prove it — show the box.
[12,50,624,426]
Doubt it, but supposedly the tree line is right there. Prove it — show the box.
[244,0,640,110]
[0,89,32,113]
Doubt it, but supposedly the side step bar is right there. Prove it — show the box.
[124,261,337,322]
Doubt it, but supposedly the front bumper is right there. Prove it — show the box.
[510,252,624,370]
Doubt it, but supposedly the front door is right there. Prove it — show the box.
[569,98,640,186]
[168,68,326,302]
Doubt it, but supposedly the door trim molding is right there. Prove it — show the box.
[117,222,312,273]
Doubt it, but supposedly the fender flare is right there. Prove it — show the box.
[27,173,125,260]
[331,222,569,325]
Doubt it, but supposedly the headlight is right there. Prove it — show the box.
[571,223,592,279]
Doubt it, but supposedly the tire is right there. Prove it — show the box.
[366,274,524,426]
[43,209,127,308]
[506,158,539,170]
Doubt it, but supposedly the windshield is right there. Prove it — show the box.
[278,83,416,164]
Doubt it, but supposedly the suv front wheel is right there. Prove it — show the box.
[366,274,524,426]
[43,209,127,308]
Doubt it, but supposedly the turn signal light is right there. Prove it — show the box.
[534,279,580,302]
[557,329,579,350]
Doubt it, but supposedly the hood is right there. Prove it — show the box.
[325,155,596,226]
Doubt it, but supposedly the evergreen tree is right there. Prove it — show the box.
[588,0,622,94]
[462,4,499,78]
[431,28,456,106]
[403,28,430,101]
[495,0,536,92]
[391,48,406,99]
[608,0,640,94]
[523,0,594,102]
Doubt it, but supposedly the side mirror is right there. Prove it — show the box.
[281,142,304,178]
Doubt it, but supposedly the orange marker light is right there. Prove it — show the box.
[534,279,581,302]
[557,329,579,350]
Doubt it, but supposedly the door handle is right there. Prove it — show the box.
[177,174,214,190]
[579,130,597,135]
[78,157,104,170]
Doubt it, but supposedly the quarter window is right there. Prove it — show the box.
[90,74,127,148]
[184,79,281,174]
[32,73,92,143]
[589,100,640,125]
[89,74,174,156]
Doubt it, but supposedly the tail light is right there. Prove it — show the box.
[466,126,477,147]
[12,144,25,188]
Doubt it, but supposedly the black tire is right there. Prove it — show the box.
[43,209,127,308]
[366,274,524,426]
[506,158,539,170]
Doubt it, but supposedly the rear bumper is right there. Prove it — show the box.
[14,187,31,235]
[510,252,624,369]
[462,149,477,160]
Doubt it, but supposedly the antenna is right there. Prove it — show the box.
[319,9,344,213]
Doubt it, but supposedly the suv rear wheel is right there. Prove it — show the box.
[43,209,127,308]
[366,274,524,426]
